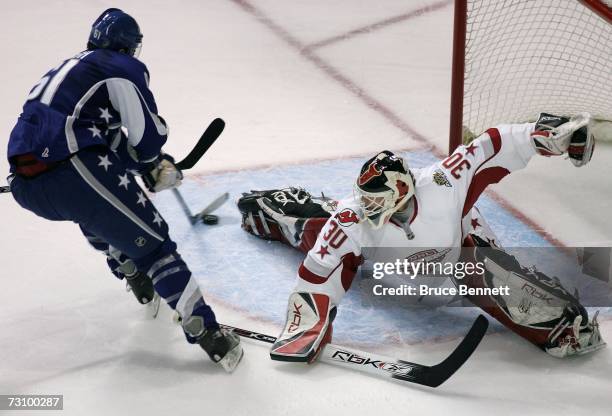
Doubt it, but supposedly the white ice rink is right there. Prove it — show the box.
[1,1,611,415]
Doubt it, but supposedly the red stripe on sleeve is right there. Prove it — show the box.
[485,128,502,153]
[462,167,510,217]
[299,253,363,290]
[298,262,328,284]
[340,253,364,291]
[461,128,506,217]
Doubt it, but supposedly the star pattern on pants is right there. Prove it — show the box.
[153,211,163,227]
[118,173,131,190]
[99,107,113,123]
[136,191,147,207]
[97,154,113,172]
[88,123,102,139]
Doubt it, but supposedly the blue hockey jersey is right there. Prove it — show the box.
[7,49,168,171]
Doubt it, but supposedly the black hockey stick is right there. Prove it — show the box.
[170,118,228,225]
[175,118,225,170]
[220,314,489,388]
[0,118,226,195]
[172,190,229,225]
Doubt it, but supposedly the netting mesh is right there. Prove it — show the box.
[462,0,611,138]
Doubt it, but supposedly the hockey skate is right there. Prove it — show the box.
[125,271,155,304]
[545,308,606,358]
[125,271,160,318]
[174,314,244,372]
[198,328,244,372]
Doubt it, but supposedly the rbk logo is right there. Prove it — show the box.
[287,303,303,333]
[358,160,382,185]
[521,283,555,303]
[330,350,415,376]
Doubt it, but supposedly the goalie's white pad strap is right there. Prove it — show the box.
[246,212,260,236]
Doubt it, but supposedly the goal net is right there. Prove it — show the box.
[449,0,612,151]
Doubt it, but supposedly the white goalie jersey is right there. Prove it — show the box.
[296,122,538,305]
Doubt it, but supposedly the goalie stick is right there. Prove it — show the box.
[220,314,489,388]
[175,118,225,170]
[0,118,226,196]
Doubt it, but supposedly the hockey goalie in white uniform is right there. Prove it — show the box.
[237,113,605,361]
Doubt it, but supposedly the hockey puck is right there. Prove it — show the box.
[201,214,219,225]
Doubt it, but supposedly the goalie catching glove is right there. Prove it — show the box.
[142,153,183,192]
[530,112,595,167]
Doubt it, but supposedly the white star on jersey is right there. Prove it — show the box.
[88,123,102,139]
[97,154,113,172]
[118,173,131,190]
[136,192,147,207]
[152,211,163,227]
[99,107,113,123]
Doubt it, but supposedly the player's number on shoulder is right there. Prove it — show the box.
[26,59,79,104]
[322,220,348,249]
[27,76,51,101]
[442,152,472,179]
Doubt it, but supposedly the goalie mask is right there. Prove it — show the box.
[355,150,415,229]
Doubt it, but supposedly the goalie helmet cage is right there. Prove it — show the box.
[448,0,612,154]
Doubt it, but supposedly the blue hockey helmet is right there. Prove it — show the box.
[87,8,143,57]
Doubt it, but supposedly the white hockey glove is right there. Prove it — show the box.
[530,112,594,167]
[142,154,183,192]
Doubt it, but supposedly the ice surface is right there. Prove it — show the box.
[153,151,578,346]
[1,1,611,415]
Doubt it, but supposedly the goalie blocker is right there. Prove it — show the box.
[238,186,605,358]
[270,292,336,362]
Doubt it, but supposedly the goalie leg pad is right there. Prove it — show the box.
[242,207,290,244]
[458,246,605,357]
[270,292,335,363]
[237,187,333,250]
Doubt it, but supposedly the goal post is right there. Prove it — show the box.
[448,0,612,154]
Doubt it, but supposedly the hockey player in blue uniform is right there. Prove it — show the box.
[6,8,243,372]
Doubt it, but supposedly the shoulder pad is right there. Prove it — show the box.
[84,49,148,78]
